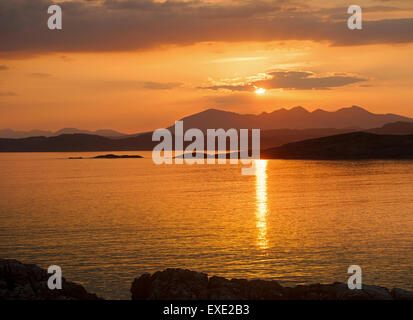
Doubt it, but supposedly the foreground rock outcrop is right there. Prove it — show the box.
[2,260,413,300]
[0,259,101,300]
[131,269,413,300]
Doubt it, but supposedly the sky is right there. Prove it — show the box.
[0,0,413,133]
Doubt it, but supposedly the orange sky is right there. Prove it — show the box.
[1,0,413,133]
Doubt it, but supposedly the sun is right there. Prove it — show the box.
[254,87,266,95]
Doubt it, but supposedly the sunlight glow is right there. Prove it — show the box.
[254,87,266,95]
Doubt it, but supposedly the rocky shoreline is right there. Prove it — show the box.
[0,259,101,300]
[131,268,413,300]
[1,259,412,300]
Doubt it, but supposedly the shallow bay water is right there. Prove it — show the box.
[0,152,412,299]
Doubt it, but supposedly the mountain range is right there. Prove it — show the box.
[1,106,413,153]
[0,128,125,139]
[1,121,413,153]
[174,106,413,131]
[2,106,412,140]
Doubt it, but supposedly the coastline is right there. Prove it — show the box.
[1,259,412,300]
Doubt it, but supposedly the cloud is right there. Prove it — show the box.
[0,0,412,56]
[201,84,251,92]
[0,91,18,96]
[142,81,182,90]
[201,71,367,91]
[0,65,9,71]
[255,71,367,90]
[28,72,53,78]
[89,79,182,91]
[209,57,268,63]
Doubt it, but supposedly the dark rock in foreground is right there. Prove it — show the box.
[0,259,101,300]
[131,269,413,300]
[2,260,413,300]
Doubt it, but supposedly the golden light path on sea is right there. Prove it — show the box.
[255,160,269,249]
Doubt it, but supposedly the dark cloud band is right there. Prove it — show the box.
[0,0,412,55]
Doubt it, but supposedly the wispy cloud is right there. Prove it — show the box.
[28,73,53,78]
[142,81,182,90]
[88,80,183,91]
[0,91,18,96]
[209,57,268,64]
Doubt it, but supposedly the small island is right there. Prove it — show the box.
[68,154,143,160]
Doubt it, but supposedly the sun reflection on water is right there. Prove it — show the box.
[255,160,268,249]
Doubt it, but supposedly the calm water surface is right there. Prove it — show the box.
[0,152,412,299]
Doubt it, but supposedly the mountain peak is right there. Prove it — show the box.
[173,106,413,131]
[337,105,370,113]
[290,106,309,113]
[195,108,235,116]
[202,108,222,113]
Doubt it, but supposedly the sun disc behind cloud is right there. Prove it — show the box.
[255,87,266,95]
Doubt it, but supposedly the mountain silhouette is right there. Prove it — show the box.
[366,121,413,135]
[0,129,53,139]
[175,106,413,131]
[2,106,412,140]
[261,132,413,160]
[0,133,157,152]
[1,122,413,153]
[2,106,413,152]
[52,128,125,138]
[0,128,125,139]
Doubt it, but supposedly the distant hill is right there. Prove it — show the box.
[260,128,356,149]
[0,128,358,152]
[261,132,413,160]
[366,121,413,135]
[0,129,53,139]
[260,122,413,149]
[2,106,412,140]
[0,128,126,139]
[0,134,156,152]
[52,128,125,138]
[3,122,413,153]
[2,108,413,153]
[175,106,413,131]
